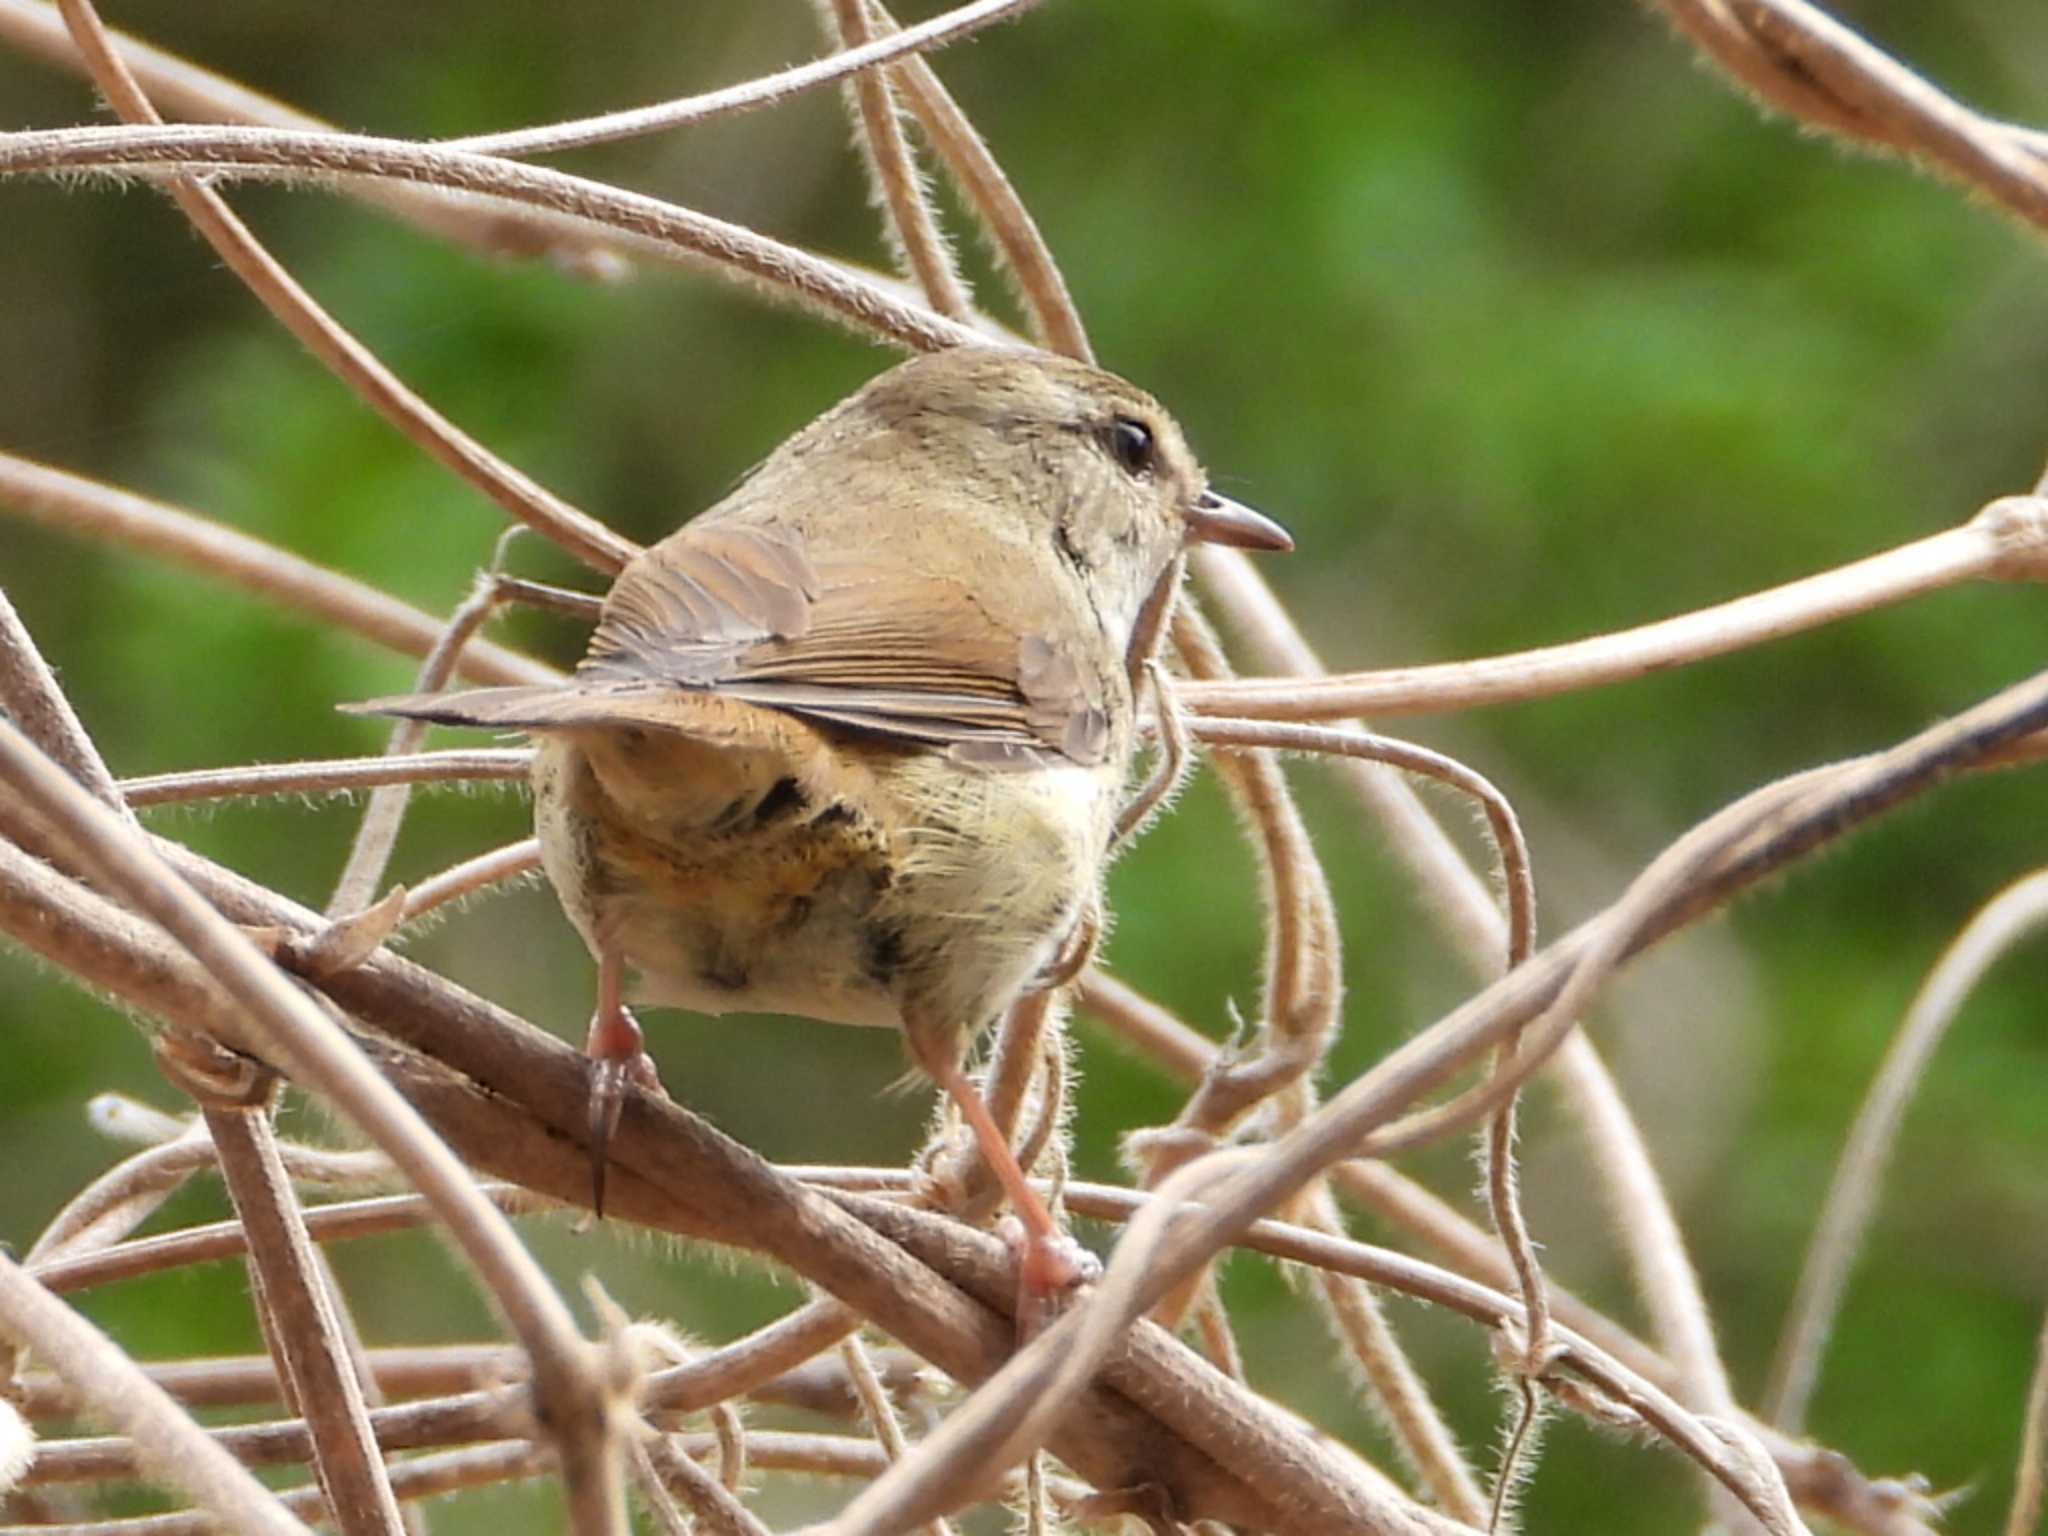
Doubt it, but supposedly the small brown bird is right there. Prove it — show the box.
[354,346,1289,1306]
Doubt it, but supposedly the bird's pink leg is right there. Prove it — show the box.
[925,1053,1095,1338]
[585,946,662,1216]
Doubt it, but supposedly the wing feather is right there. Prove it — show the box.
[352,520,1116,768]
[584,522,1111,765]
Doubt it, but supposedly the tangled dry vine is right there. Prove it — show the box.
[1,2,2045,1534]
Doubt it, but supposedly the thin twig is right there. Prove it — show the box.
[973,988,1062,1210]
[1766,866,2048,1432]
[1182,497,2048,722]
[24,1125,216,1267]
[1194,543,1742,1434]
[1135,606,1344,1395]
[1187,1286,1246,1383]
[864,0,1092,360]
[2009,1308,2048,1536]
[1190,717,1535,960]
[328,543,530,916]
[18,1335,911,1425]
[122,751,534,808]
[0,588,126,810]
[1644,0,1889,142]
[820,0,974,322]
[0,1251,313,1535]
[22,1295,870,1479]
[1173,618,1492,1526]
[21,1424,892,1489]
[402,838,544,924]
[0,0,619,267]
[635,1432,774,1536]
[1302,1182,1489,1527]
[839,1334,960,1536]
[0,122,989,356]
[0,453,559,687]
[0,840,265,1059]
[1144,610,1341,1160]
[445,0,1046,159]
[1554,1031,1741,1426]
[51,0,636,575]
[1114,659,1193,847]
[1662,0,2048,232]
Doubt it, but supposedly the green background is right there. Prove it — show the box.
[3,1,2045,1530]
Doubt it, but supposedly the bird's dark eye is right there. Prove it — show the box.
[1103,416,1156,477]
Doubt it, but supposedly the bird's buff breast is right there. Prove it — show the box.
[531,727,1109,1038]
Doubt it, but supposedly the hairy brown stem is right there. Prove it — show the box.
[50,0,634,576]
[0,123,986,356]
[0,453,559,686]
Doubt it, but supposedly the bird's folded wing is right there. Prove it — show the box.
[348,522,1111,768]
[582,523,1111,766]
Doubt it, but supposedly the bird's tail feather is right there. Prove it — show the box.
[341,684,691,734]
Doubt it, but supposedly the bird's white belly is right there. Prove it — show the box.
[627,902,907,1030]
[541,727,1116,1041]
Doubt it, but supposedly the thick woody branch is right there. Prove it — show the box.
[0,718,625,1535]
[0,834,1351,1531]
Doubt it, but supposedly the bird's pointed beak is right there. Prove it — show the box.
[1185,490,1293,552]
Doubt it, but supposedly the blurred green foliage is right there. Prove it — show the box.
[2,1,2045,1530]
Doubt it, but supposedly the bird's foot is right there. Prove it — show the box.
[998,1214,1099,1341]
[585,980,664,1218]
[920,1050,1097,1340]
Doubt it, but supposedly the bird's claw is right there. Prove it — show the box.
[999,1214,1099,1341]
[585,1010,663,1218]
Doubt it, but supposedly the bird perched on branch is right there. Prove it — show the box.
[350,345,1290,1314]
